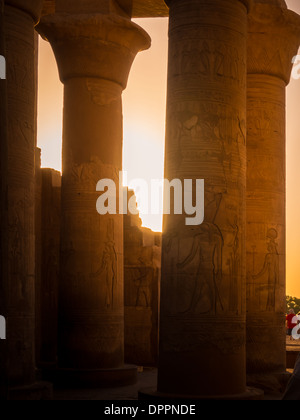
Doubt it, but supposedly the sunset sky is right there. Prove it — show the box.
[37,1,300,297]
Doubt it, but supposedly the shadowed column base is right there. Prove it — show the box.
[42,365,137,389]
[7,382,53,400]
[138,387,264,401]
[247,371,292,394]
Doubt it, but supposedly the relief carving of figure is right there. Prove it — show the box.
[91,220,117,309]
[71,156,103,186]
[134,268,151,308]
[252,228,279,311]
[227,218,240,313]
[199,41,211,75]
[163,193,224,316]
[214,44,225,77]
[176,222,224,315]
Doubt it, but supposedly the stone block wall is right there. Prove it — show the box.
[35,149,61,369]
[124,189,161,367]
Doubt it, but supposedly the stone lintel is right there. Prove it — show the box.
[248,4,300,84]
[37,13,151,87]
[42,0,169,18]
[5,0,44,23]
[164,0,252,13]
[56,0,132,18]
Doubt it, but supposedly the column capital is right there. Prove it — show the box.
[248,2,300,84]
[37,12,151,88]
[4,0,44,23]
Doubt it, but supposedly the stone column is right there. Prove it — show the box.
[0,0,52,399]
[246,0,300,393]
[141,0,263,400]
[38,1,150,386]
[0,0,8,397]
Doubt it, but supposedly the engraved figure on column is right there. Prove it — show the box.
[252,228,279,311]
[163,193,224,316]
[176,222,224,315]
[92,219,118,309]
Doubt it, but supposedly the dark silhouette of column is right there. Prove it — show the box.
[0,0,8,396]
[0,0,52,399]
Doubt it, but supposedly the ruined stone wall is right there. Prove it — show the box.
[124,190,161,367]
[35,149,61,369]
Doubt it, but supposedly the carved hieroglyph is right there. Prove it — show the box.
[158,0,250,397]
[246,0,300,382]
[38,10,150,370]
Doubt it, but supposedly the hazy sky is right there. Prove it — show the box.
[37,1,300,296]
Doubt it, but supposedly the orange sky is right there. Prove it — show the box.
[285,0,300,297]
[37,3,300,297]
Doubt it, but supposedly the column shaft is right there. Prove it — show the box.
[0,0,8,397]
[246,75,286,375]
[0,0,52,399]
[246,1,300,392]
[158,0,249,397]
[59,78,124,369]
[4,4,37,387]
